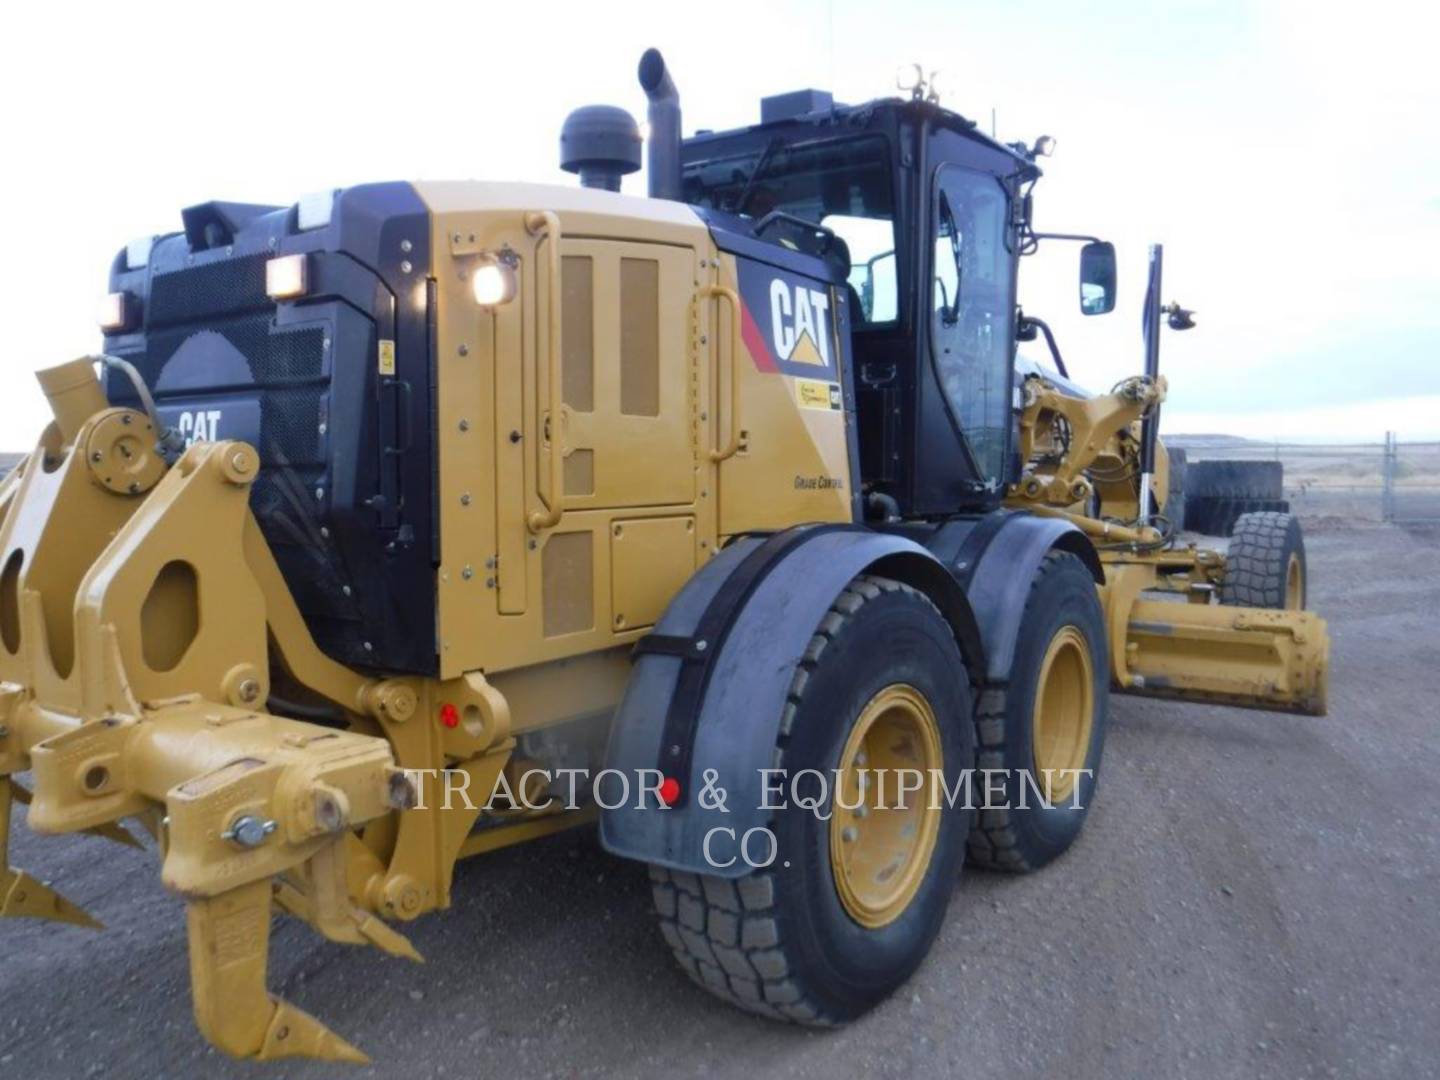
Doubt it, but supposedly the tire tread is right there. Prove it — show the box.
[649,575,936,1026]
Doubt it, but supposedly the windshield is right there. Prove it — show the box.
[683,136,897,324]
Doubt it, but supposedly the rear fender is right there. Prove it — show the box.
[925,510,1102,683]
[599,525,982,877]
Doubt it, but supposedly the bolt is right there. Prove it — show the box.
[315,487,325,501]
[121,414,132,425]
[458,343,469,357]
[388,771,419,810]
[237,677,261,703]
[460,493,471,506]
[695,640,708,652]
[342,585,352,596]
[320,526,330,539]
[842,826,859,843]
[319,422,327,435]
[462,565,474,580]
[400,239,413,253]
[400,260,413,274]
[222,814,277,849]
[459,419,471,432]
[91,451,102,463]
[509,430,521,443]
[364,641,374,652]
[314,793,346,832]
[127,482,139,494]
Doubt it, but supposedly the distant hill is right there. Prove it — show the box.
[1164,434,1267,449]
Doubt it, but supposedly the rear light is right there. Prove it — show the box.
[265,254,309,300]
[98,291,137,333]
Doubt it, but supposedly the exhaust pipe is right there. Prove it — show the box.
[637,48,682,201]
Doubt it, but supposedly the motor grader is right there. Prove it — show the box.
[0,48,1328,1065]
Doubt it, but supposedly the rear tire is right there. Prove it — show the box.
[966,551,1109,873]
[1221,511,1306,610]
[650,575,973,1025]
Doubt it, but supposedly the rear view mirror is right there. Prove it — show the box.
[1079,241,1116,315]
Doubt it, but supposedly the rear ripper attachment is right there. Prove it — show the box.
[0,359,413,1063]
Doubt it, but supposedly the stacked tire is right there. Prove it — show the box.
[1182,459,1289,536]
[1165,447,1187,531]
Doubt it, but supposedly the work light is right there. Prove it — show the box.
[97,291,136,333]
[266,254,309,300]
[471,257,518,307]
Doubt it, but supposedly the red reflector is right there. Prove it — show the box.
[439,703,460,729]
[658,777,681,805]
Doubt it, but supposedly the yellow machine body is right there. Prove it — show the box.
[0,172,1328,1061]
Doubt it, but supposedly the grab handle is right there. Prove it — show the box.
[700,284,744,462]
[525,211,564,532]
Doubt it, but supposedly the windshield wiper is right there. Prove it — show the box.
[729,137,784,216]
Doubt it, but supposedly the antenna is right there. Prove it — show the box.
[991,107,997,138]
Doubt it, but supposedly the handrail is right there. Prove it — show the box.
[525,211,564,532]
[700,283,743,462]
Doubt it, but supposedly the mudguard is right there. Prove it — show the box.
[599,524,983,877]
[924,510,1103,683]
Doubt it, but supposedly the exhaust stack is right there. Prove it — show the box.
[637,48,682,201]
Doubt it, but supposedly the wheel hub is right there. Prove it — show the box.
[1031,626,1094,804]
[1285,552,1304,610]
[830,684,943,929]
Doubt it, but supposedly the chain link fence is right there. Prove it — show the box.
[1173,436,1440,524]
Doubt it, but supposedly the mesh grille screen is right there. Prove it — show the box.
[149,254,271,326]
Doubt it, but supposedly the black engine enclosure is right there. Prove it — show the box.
[101,184,436,675]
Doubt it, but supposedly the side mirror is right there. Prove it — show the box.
[1079,241,1117,315]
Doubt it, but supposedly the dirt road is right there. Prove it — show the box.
[3,521,1437,1079]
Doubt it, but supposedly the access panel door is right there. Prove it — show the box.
[539,239,697,511]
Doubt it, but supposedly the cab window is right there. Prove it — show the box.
[683,137,897,325]
[931,165,1014,483]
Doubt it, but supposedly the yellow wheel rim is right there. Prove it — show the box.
[1031,626,1094,804]
[830,684,944,929]
[1285,553,1304,610]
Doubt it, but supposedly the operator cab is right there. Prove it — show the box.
[679,85,1110,519]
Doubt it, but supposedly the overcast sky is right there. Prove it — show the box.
[1,0,1434,444]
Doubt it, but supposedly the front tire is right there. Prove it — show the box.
[1221,511,1306,610]
[650,575,973,1024]
[966,551,1109,872]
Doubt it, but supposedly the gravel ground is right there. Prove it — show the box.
[2,521,1437,1079]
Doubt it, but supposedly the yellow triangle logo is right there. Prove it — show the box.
[788,331,825,366]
